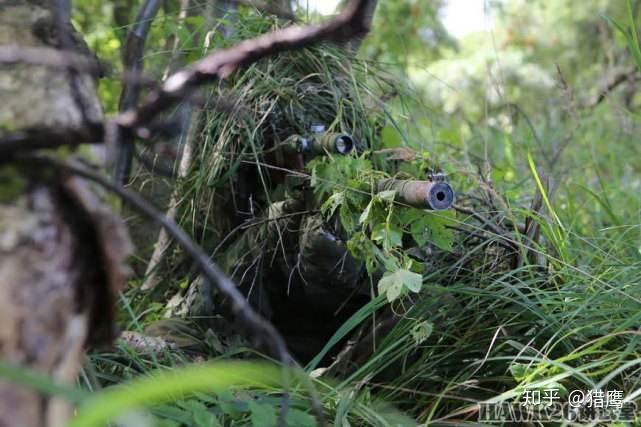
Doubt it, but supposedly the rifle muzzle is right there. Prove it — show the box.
[376,179,455,210]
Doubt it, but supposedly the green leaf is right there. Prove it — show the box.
[399,208,423,225]
[321,191,345,218]
[339,202,358,233]
[371,223,403,251]
[410,218,430,246]
[286,409,316,427]
[377,189,397,202]
[381,125,403,148]
[410,321,433,345]
[400,269,423,293]
[378,268,423,302]
[248,401,277,427]
[407,210,456,251]
[359,199,374,225]
[190,401,221,427]
[426,215,455,251]
[378,273,403,302]
[509,363,535,382]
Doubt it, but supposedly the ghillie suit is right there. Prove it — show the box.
[139,16,521,369]
[162,37,384,361]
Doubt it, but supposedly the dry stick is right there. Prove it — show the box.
[345,0,378,52]
[116,0,374,130]
[581,66,640,109]
[113,0,162,185]
[0,126,102,157]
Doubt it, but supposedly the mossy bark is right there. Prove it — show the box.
[0,1,102,135]
[0,2,129,426]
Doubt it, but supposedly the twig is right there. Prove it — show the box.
[0,46,102,74]
[453,204,513,245]
[116,0,375,130]
[0,125,103,157]
[113,0,162,185]
[581,66,640,109]
[345,0,378,52]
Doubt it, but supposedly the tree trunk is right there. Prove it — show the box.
[0,2,131,426]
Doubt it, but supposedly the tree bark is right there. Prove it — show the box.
[0,2,131,426]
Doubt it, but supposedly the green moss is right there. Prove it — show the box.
[0,166,27,204]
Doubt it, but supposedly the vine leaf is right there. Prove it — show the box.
[248,401,277,427]
[378,268,422,302]
[403,208,456,251]
[410,321,433,345]
[371,223,402,251]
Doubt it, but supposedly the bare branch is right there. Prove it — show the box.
[0,125,103,158]
[345,0,378,51]
[0,46,102,74]
[581,66,640,109]
[117,0,375,130]
[113,0,162,184]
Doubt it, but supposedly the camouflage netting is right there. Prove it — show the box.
[161,38,389,360]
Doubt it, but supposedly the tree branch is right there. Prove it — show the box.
[116,0,375,130]
[113,0,162,185]
[0,46,102,74]
[581,66,640,109]
[0,125,103,158]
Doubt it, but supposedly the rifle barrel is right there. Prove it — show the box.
[376,179,455,210]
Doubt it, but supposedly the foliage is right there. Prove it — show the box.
[360,0,455,69]
[605,0,641,71]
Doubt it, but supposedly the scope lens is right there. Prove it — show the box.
[334,135,354,154]
[427,182,455,210]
